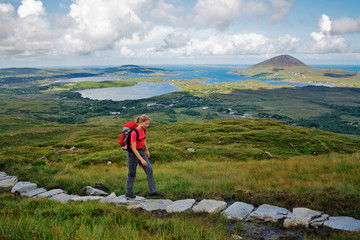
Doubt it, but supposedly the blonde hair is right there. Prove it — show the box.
[136,114,151,124]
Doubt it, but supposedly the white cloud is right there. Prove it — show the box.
[119,46,134,57]
[0,0,55,57]
[191,0,243,30]
[150,0,182,25]
[243,0,267,18]
[277,34,299,52]
[158,32,191,50]
[268,0,293,24]
[305,14,348,54]
[17,0,45,18]
[62,0,149,55]
[331,16,360,35]
[154,32,299,56]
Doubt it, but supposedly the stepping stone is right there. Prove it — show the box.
[166,199,196,213]
[108,195,146,204]
[85,186,108,196]
[0,176,18,188]
[21,188,47,197]
[310,214,330,228]
[284,208,322,228]
[50,193,79,203]
[324,216,360,232]
[36,189,65,198]
[192,199,227,213]
[11,181,37,194]
[248,204,292,222]
[140,199,174,211]
[70,196,104,201]
[222,202,254,220]
[100,192,117,203]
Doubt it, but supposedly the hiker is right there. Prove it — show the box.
[125,114,162,199]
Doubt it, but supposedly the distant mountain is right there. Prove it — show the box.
[101,65,169,75]
[233,54,313,78]
[250,55,310,68]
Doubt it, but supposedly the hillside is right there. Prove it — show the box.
[233,55,312,78]
[1,117,360,239]
[232,54,360,87]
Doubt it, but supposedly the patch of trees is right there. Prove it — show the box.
[323,73,356,78]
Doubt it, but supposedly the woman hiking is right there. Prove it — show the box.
[125,114,163,199]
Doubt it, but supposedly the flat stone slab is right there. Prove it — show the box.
[141,199,174,211]
[107,195,146,204]
[11,181,37,193]
[0,172,7,177]
[248,204,292,222]
[50,193,79,203]
[324,217,360,232]
[310,214,330,229]
[36,189,65,198]
[192,199,227,213]
[222,202,254,220]
[284,208,322,228]
[70,196,104,201]
[21,188,47,197]
[100,192,117,203]
[0,176,18,188]
[85,186,108,196]
[166,199,196,213]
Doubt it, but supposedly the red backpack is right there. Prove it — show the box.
[119,121,146,151]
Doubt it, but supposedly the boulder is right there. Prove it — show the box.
[0,176,18,188]
[11,181,37,194]
[35,189,65,198]
[70,196,104,202]
[50,193,79,203]
[310,214,330,229]
[222,202,254,220]
[324,217,360,232]
[0,172,7,177]
[85,186,108,196]
[283,208,322,228]
[166,199,196,213]
[192,199,227,213]
[21,188,47,197]
[248,204,292,222]
[141,199,174,211]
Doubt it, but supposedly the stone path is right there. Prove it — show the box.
[1,171,360,233]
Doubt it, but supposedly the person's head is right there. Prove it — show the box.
[136,114,151,129]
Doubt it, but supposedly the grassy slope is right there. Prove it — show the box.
[1,119,359,214]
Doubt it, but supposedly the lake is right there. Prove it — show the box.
[77,82,180,101]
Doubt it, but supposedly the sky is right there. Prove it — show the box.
[0,0,360,67]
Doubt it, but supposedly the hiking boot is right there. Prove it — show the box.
[125,193,136,199]
[149,192,164,197]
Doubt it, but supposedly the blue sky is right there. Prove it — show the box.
[0,0,359,67]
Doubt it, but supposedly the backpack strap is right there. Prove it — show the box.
[127,128,140,152]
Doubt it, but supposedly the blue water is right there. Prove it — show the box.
[60,64,359,101]
[77,82,180,101]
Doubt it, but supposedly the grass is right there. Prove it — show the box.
[0,194,232,240]
[44,80,137,92]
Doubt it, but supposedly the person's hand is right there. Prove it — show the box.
[141,159,148,166]
[146,151,150,158]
